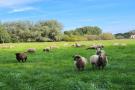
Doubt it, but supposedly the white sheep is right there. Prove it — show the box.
[27,48,36,53]
[90,50,108,69]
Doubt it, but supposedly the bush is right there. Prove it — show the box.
[0,26,11,43]
[100,33,115,40]
[85,35,99,40]
[36,36,52,42]
[115,35,125,39]
[62,35,87,41]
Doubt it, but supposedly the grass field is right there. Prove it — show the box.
[0,39,135,90]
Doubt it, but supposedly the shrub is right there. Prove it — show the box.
[85,35,99,40]
[62,35,87,41]
[115,35,125,39]
[100,33,115,40]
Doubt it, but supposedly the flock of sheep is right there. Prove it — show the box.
[73,45,108,71]
[15,43,108,71]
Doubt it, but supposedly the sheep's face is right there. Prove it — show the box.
[73,55,81,61]
[15,53,20,56]
[96,48,102,55]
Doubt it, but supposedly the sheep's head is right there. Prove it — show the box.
[96,48,102,55]
[73,55,81,61]
[15,53,20,56]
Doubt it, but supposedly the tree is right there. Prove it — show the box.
[64,26,102,36]
[37,20,63,41]
[100,33,115,40]
[0,25,10,43]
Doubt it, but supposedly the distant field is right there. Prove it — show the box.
[0,39,135,90]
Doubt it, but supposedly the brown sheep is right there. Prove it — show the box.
[15,53,27,62]
[27,48,36,53]
[73,55,86,71]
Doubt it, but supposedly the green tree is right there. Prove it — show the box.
[37,20,63,41]
[100,33,115,40]
[0,25,10,43]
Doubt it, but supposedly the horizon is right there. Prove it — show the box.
[0,0,135,34]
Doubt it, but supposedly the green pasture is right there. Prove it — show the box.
[0,39,135,90]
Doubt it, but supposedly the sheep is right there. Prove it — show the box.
[96,47,105,55]
[50,46,59,49]
[15,53,27,62]
[72,43,81,47]
[87,44,104,50]
[43,47,50,52]
[27,48,36,53]
[90,49,108,69]
[73,55,87,71]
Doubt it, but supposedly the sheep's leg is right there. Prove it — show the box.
[25,58,27,62]
[18,59,20,62]
[22,59,24,63]
[97,66,99,70]
[81,67,84,71]
[78,68,80,71]
[92,63,95,70]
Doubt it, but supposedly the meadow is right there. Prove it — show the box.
[0,39,135,90]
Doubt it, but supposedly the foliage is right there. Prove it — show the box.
[115,30,135,39]
[100,33,115,40]
[62,35,87,41]
[64,26,102,36]
[0,25,10,43]
[85,35,99,40]
[3,20,63,42]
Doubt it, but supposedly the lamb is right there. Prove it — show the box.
[72,43,81,47]
[27,48,36,53]
[90,49,108,69]
[15,53,27,62]
[73,55,87,71]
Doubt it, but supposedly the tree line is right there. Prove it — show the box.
[115,30,135,39]
[0,20,115,43]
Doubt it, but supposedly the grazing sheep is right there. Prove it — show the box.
[90,50,108,69]
[87,44,104,50]
[121,43,127,47]
[73,55,87,71]
[72,43,81,47]
[27,48,36,53]
[15,53,27,62]
[43,47,50,52]
[50,46,59,49]
[113,43,120,46]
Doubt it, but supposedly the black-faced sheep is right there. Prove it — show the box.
[90,49,108,69]
[15,53,27,62]
[73,55,87,71]
[27,48,36,53]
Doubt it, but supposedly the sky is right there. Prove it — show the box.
[0,0,135,33]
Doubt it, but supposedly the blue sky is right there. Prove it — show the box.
[0,0,135,33]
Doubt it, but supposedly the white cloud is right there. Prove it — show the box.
[8,7,36,13]
[0,0,42,8]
